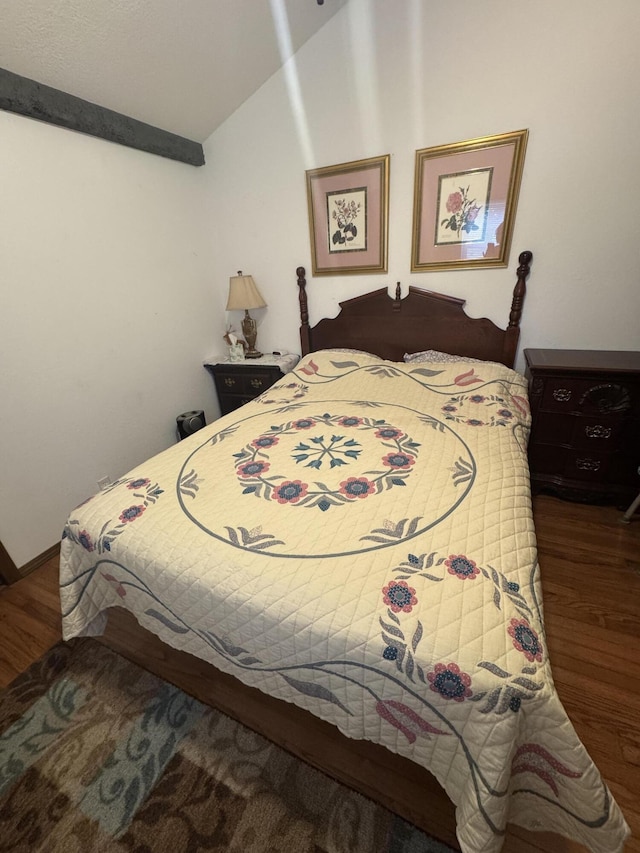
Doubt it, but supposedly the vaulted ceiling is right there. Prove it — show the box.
[0,0,347,143]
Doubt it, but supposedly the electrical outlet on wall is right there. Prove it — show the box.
[97,475,112,491]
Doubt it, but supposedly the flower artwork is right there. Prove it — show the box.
[435,169,491,246]
[328,189,366,252]
[441,187,481,237]
[412,130,528,270]
[306,155,389,273]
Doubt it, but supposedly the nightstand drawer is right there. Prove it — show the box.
[214,368,280,396]
[216,371,242,394]
[243,371,277,395]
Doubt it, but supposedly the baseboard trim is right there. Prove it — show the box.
[20,542,61,579]
[0,541,61,585]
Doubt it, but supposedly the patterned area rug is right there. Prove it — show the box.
[0,638,458,852]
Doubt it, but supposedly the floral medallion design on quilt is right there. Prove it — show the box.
[178,404,476,558]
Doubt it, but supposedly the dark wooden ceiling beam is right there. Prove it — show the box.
[0,67,205,167]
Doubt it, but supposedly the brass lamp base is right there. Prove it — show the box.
[242,310,262,359]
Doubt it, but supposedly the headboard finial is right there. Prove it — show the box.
[508,250,532,329]
[297,266,310,353]
[518,250,533,272]
[393,282,402,311]
[296,267,308,323]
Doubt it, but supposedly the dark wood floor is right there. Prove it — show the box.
[1,494,638,853]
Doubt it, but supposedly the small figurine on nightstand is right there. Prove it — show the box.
[223,327,246,362]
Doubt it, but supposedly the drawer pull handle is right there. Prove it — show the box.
[576,458,601,472]
[585,425,612,439]
[250,379,264,389]
[552,388,572,402]
[224,377,237,388]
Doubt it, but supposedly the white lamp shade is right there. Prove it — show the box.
[226,271,267,311]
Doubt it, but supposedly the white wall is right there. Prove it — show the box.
[0,113,217,566]
[202,0,640,367]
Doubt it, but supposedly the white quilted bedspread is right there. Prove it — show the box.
[59,351,629,853]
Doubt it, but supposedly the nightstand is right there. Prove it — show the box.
[204,353,300,416]
[524,348,640,504]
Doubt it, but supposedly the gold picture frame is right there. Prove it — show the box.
[306,154,389,275]
[411,130,528,272]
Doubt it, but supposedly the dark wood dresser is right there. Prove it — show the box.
[524,348,640,504]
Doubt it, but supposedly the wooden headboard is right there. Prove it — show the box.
[297,250,532,368]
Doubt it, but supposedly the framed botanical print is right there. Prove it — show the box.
[306,154,389,275]
[411,130,528,272]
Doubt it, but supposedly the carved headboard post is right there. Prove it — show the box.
[297,266,311,355]
[503,250,532,367]
[509,250,532,328]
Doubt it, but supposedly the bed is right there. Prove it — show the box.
[59,250,630,853]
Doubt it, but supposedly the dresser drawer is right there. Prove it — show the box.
[528,444,633,485]
[536,377,639,417]
[530,412,633,449]
[565,450,614,483]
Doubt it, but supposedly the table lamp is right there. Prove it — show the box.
[226,271,267,359]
